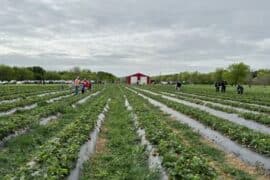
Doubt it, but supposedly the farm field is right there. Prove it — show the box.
[0,84,269,179]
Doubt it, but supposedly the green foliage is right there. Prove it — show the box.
[7,90,108,179]
[0,85,66,100]
[44,71,61,80]
[13,67,34,81]
[0,86,102,141]
[143,85,270,126]
[0,64,116,81]
[82,88,158,179]
[152,71,215,84]
[214,68,226,81]
[125,90,218,179]
[0,91,69,113]
[151,62,259,85]
[227,62,250,85]
[135,88,270,156]
[96,71,116,82]
[0,85,266,179]
[0,65,14,81]
[27,66,46,81]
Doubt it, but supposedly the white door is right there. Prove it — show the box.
[130,76,138,84]
[140,77,147,85]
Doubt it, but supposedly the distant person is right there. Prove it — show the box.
[237,84,244,94]
[176,81,182,91]
[221,80,226,93]
[215,81,220,92]
[81,79,87,94]
[85,80,90,91]
[74,76,80,95]
[88,81,92,91]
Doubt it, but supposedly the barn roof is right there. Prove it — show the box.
[127,72,149,77]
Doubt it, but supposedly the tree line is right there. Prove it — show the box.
[0,65,116,82]
[152,62,270,85]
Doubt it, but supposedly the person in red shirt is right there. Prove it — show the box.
[88,81,92,91]
[87,80,90,88]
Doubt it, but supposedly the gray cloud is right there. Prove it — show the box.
[0,0,270,76]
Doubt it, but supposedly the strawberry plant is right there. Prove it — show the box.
[134,88,270,156]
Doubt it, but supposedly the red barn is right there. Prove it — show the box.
[126,73,150,85]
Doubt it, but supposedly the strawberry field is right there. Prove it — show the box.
[0,84,269,179]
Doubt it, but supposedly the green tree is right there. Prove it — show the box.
[28,66,46,81]
[13,67,34,80]
[179,72,191,83]
[214,68,225,81]
[96,71,116,83]
[0,65,14,81]
[45,71,61,80]
[227,62,250,85]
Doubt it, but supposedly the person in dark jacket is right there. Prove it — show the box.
[215,81,220,92]
[81,79,87,94]
[221,80,226,93]
[176,81,182,91]
[237,84,244,94]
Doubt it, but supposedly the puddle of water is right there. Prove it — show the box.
[127,88,270,173]
[0,103,38,117]
[0,128,29,148]
[0,98,21,105]
[67,99,111,180]
[46,94,71,103]
[136,88,270,135]
[72,91,101,108]
[39,113,62,125]
[124,96,169,180]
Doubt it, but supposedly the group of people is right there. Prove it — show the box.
[214,80,227,93]
[215,80,244,94]
[74,76,92,95]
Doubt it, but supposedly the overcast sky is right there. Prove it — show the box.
[0,0,270,76]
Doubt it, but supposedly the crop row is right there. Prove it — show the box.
[0,85,67,100]
[149,88,270,126]
[6,89,110,179]
[0,90,70,112]
[81,88,158,179]
[0,89,106,177]
[125,89,218,179]
[124,88,259,179]
[0,112,78,176]
[148,85,270,110]
[133,88,270,157]
[142,87,270,121]
[175,85,270,106]
[176,91,270,115]
[205,103,270,126]
[0,88,101,140]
